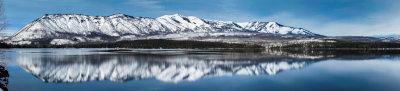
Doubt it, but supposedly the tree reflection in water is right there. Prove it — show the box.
[0,49,8,91]
[0,65,8,91]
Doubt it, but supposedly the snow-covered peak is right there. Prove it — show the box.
[158,14,189,18]
[156,14,215,32]
[238,21,281,29]
[157,14,203,23]
[41,14,91,19]
[237,21,316,35]
[7,13,322,45]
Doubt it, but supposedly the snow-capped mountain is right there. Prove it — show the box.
[16,54,311,83]
[6,14,321,45]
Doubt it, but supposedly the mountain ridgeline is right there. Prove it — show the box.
[3,13,400,49]
[5,14,321,46]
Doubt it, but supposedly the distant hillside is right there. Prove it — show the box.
[271,39,400,49]
[0,39,264,49]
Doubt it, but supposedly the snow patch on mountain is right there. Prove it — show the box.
[50,39,76,45]
[7,14,321,45]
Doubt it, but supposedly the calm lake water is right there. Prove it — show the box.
[0,48,399,91]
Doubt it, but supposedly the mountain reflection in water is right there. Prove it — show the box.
[16,54,312,83]
[12,49,400,83]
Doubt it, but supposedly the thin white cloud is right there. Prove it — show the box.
[0,29,18,36]
[253,12,400,36]
[316,12,400,36]
[125,0,163,9]
[7,0,400,36]
[205,6,400,36]
[196,0,400,36]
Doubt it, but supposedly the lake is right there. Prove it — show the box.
[0,48,399,91]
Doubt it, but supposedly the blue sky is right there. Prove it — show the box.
[2,0,400,36]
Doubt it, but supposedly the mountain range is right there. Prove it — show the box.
[5,14,322,45]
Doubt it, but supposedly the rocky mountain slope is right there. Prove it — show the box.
[6,14,322,45]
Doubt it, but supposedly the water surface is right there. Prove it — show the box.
[0,49,400,91]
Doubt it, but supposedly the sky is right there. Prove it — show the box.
[2,0,400,36]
